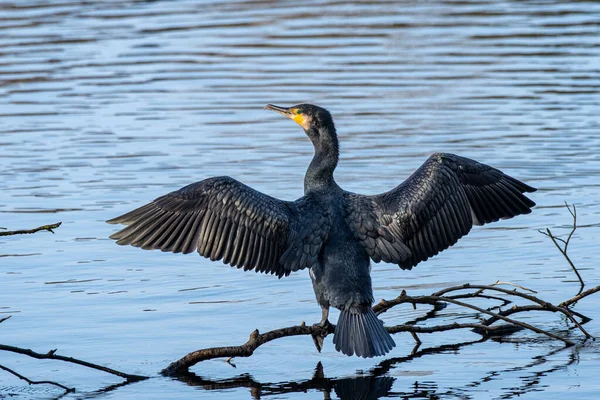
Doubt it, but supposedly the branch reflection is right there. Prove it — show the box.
[175,338,579,399]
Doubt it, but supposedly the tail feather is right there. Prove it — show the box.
[333,309,395,358]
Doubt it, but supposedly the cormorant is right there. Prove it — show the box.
[107,104,536,358]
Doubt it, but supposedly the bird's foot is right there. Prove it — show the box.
[311,319,333,353]
[313,319,333,330]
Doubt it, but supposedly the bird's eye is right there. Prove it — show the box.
[296,110,302,114]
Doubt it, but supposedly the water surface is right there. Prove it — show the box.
[1,0,599,399]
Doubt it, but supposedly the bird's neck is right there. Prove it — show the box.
[304,126,339,193]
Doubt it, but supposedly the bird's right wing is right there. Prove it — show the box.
[107,176,330,278]
[343,153,536,270]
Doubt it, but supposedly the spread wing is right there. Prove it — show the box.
[343,153,536,270]
[107,176,330,278]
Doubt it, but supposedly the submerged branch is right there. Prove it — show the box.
[0,222,62,236]
[0,364,74,393]
[0,343,147,382]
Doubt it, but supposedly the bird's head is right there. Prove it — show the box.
[266,103,339,187]
[265,103,336,144]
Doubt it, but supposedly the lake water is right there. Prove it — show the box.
[1,0,599,399]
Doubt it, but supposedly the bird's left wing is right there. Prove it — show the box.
[107,176,329,277]
[343,153,536,270]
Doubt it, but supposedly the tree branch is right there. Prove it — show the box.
[559,285,600,308]
[0,343,147,382]
[429,284,593,338]
[392,294,576,346]
[162,323,334,376]
[0,364,74,393]
[161,319,517,376]
[539,203,583,292]
[0,222,62,236]
[162,280,596,376]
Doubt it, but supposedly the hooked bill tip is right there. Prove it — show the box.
[264,104,290,115]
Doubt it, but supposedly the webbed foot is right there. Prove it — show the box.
[311,314,333,352]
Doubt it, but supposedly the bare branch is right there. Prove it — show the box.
[410,331,422,345]
[0,344,147,382]
[162,323,334,376]
[406,295,575,346]
[430,283,593,339]
[163,280,594,376]
[489,280,537,294]
[0,222,62,236]
[0,315,11,324]
[539,203,583,292]
[0,364,74,393]
[162,319,520,376]
[560,285,600,308]
[480,304,593,338]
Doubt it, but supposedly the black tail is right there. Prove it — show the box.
[333,308,395,358]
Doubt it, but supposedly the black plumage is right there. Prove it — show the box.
[108,103,536,358]
[108,176,329,278]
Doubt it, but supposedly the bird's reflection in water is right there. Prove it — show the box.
[177,362,396,400]
[333,375,395,400]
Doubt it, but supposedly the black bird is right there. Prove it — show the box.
[107,104,536,358]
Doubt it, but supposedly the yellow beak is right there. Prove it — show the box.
[265,104,307,129]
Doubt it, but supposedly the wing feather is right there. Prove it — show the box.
[221,221,238,264]
[343,153,536,270]
[181,212,202,254]
[170,213,195,253]
[158,214,187,250]
[108,176,330,277]
[231,225,249,268]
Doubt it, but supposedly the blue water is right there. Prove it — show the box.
[1,0,599,398]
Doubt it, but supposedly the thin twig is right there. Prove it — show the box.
[480,304,593,339]
[560,285,600,308]
[0,344,147,382]
[429,284,591,338]
[539,203,584,293]
[0,222,62,236]
[0,364,74,393]
[410,331,422,345]
[412,295,575,346]
[376,283,589,342]
[489,280,537,294]
[0,315,11,324]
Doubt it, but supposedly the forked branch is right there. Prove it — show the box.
[539,202,583,292]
